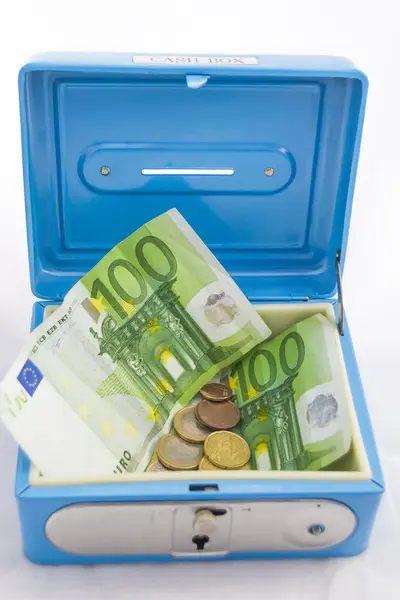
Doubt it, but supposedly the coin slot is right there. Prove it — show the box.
[189,484,219,492]
[192,534,210,551]
[81,143,294,194]
[141,168,234,176]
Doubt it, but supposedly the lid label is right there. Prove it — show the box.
[132,55,259,66]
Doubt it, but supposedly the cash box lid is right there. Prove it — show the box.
[19,53,367,301]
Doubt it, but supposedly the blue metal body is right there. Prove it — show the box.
[16,53,383,564]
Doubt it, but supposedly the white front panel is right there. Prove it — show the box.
[45,500,356,556]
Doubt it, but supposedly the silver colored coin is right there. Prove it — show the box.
[174,406,213,443]
[147,460,170,472]
[156,433,203,470]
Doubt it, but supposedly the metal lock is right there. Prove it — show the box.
[173,506,231,555]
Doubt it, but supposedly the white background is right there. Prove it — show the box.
[0,1,399,598]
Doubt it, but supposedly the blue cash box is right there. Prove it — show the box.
[16,52,383,563]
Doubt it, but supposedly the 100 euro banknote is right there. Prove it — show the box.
[228,313,353,471]
[0,209,270,479]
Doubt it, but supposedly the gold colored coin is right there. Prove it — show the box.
[204,431,251,469]
[156,433,203,470]
[174,406,213,443]
[199,455,251,471]
[240,462,251,470]
[199,456,224,470]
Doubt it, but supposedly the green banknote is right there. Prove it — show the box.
[228,314,352,471]
[0,209,270,479]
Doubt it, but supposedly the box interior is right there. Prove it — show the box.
[29,301,371,487]
[20,60,370,488]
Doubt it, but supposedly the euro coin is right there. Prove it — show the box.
[200,382,232,402]
[196,399,240,430]
[156,433,203,470]
[174,406,213,443]
[199,456,224,470]
[204,431,251,469]
[199,455,251,470]
[147,460,170,472]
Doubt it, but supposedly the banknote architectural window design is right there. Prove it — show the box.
[239,375,310,470]
[91,280,244,423]
[230,314,352,472]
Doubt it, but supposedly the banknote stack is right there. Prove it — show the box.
[0,209,353,478]
[0,209,270,478]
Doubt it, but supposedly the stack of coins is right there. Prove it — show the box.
[152,404,213,471]
[150,382,251,472]
[195,382,241,431]
[196,383,251,471]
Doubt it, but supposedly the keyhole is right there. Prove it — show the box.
[192,534,210,551]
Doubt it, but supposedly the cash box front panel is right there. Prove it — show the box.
[45,500,357,556]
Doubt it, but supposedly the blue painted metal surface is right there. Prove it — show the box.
[19,53,367,301]
[16,54,383,564]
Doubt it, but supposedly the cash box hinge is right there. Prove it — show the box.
[335,250,344,336]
